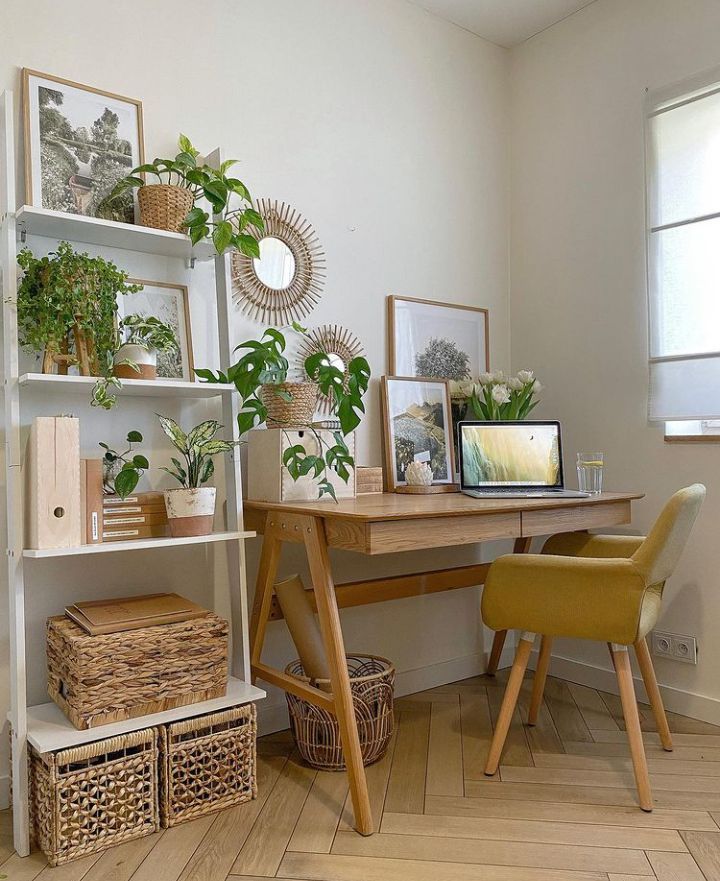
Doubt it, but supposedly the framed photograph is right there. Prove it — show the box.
[387,295,489,380]
[380,376,455,490]
[120,280,194,381]
[23,68,144,222]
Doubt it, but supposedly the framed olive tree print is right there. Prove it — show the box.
[387,295,489,380]
[23,69,144,222]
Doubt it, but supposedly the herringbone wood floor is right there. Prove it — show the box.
[4,671,720,880]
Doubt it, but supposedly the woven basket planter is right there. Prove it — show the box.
[138,184,193,233]
[29,728,159,866]
[159,704,257,827]
[47,613,228,729]
[285,655,395,770]
[260,382,318,427]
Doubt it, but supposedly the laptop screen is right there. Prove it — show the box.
[459,421,564,489]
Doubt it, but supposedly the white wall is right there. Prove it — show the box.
[0,0,511,796]
[510,0,720,719]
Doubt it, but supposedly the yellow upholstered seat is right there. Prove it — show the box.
[481,484,705,811]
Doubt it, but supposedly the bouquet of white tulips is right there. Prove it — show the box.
[448,370,542,421]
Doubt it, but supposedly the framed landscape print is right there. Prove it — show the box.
[121,280,194,381]
[23,69,144,222]
[380,376,455,491]
[387,295,489,380]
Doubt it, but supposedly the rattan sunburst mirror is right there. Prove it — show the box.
[231,199,326,325]
[297,324,365,414]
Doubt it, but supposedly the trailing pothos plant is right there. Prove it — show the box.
[157,415,237,489]
[105,134,264,257]
[195,326,371,500]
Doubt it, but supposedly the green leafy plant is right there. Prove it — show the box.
[106,134,264,257]
[16,242,141,372]
[120,314,178,353]
[157,415,236,488]
[99,430,148,499]
[195,326,371,500]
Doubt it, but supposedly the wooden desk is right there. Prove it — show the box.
[244,491,642,836]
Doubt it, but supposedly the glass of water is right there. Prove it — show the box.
[577,452,604,494]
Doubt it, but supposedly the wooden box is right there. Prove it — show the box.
[356,466,384,495]
[24,416,82,549]
[247,428,356,502]
[159,704,256,827]
[46,613,229,729]
[29,728,159,866]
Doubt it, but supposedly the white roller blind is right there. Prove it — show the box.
[647,70,720,421]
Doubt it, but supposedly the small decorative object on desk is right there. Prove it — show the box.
[577,452,604,494]
[159,704,256,826]
[285,655,395,770]
[356,466,384,495]
[28,728,159,866]
[46,611,228,729]
[405,461,433,485]
[158,415,237,536]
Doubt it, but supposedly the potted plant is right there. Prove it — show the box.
[106,134,264,255]
[196,326,371,500]
[157,415,236,536]
[98,430,148,498]
[16,241,141,375]
[113,314,178,380]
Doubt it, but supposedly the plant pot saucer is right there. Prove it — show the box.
[395,484,460,494]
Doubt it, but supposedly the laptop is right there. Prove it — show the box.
[458,420,590,499]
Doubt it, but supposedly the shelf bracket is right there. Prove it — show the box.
[19,226,26,243]
[189,256,196,270]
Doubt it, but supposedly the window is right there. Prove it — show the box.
[645,68,720,432]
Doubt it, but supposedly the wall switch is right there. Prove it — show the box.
[652,630,698,665]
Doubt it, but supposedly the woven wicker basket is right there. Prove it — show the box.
[159,704,257,827]
[138,184,194,232]
[261,382,318,427]
[47,613,228,729]
[285,655,395,770]
[30,728,159,866]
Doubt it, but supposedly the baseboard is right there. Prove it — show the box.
[545,651,720,728]
[257,650,491,737]
[0,775,8,810]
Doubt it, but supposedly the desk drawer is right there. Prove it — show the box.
[521,500,631,537]
[361,512,521,555]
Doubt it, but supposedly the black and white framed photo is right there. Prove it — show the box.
[380,376,455,491]
[121,280,194,381]
[387,295,489,380]
[22,69,144,222]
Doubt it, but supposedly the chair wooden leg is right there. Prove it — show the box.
[610,644,653,812]
[486,630,507,676]
[485,632,535,776]
[635,636,673,752]
[528,636,553,726]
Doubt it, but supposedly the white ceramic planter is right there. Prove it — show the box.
[163,487,216,537]
[113,343,157,380]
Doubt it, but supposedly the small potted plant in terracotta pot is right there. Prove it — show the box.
[113,314,178,380]
[157,415,237,536]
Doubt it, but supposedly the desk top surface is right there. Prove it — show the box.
[244,491,643,522]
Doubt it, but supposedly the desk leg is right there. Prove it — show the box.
[304,515,374,836]
[486,536,534,675]
[248,521,282,683]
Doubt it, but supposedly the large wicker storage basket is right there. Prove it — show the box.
[47,613,228,729]
[138,184,194,233]
[285,655,394,770]
[29,728,159,866]
[159,704,257,827]
[260,382,318,426]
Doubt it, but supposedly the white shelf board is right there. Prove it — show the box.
[15,205,215,261]
[24,530,255,558]
[24,678,266,753]
[18,372,233,398]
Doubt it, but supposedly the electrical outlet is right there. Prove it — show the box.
[652,630,698,665]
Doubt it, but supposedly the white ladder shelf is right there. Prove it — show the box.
[0,90,264,857]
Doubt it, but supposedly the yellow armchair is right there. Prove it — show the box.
[481,484,705,812]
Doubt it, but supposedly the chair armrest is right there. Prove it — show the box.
[542,531,646,559]
[482,553,649,643]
